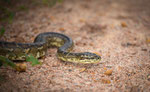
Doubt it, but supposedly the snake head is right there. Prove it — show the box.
[79,52,101,64]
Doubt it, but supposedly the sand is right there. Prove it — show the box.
[0,0,150,92]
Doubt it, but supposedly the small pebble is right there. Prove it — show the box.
[79,68,86,73]
[15,63,27,72]
[121,22,127,27]
[104,69,113,75]
[101,79,111,84]
[147,75,150,81]
[59,27,65,31]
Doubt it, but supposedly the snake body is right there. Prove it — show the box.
[0,32,101,64]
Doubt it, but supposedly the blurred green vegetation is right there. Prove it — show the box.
[0,0,63,23]
[0,27,5,38]
[0,6,15,23]
[0,27,41,68]
[42,0,63,6]
[26,54,42,66]
[0,0,62,70]
[0,56,17,68]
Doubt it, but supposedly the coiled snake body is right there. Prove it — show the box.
[0,32,101,64]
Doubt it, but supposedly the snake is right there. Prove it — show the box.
[0,32,101,64]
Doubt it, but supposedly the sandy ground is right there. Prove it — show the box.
[0,0,150,92]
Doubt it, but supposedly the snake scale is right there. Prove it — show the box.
[0,32,101,64]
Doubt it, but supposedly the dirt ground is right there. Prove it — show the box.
[0,0,150,92]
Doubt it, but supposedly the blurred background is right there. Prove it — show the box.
[0,0,150,92]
